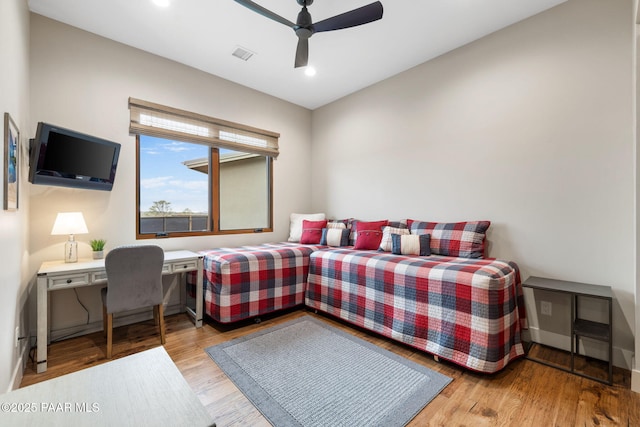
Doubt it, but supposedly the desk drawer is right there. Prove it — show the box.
[92,271,108,283]
[48,273,89,290]
[171,260,198,273]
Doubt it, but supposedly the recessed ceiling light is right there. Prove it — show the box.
[152,0,170,7]
[305,66,316,77]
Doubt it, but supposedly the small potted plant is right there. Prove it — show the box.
[89,238,107,259]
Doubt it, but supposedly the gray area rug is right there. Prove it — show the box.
[205,316,452,427]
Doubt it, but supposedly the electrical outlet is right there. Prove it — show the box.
[14,326,19,348]
[541,301,552,316]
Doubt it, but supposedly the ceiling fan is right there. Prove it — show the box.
[233,0,384,68]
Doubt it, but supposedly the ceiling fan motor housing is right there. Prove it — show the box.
[296,7,314,37]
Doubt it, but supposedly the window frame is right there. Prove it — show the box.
[129,98,280,157]
[131,99,276,239]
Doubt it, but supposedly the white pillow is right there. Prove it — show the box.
[379,226,409,252]
[326,221,347,230]
[288,213,325,242]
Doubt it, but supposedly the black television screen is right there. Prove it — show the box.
[29,122,121,191]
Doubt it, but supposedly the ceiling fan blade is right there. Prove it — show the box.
[313,1,383,33]
[234,0,295,28]
[294,37,309,68]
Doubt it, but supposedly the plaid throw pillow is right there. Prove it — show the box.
[348,219,359,245]
[408,220,490,258]
[387,220,408,229]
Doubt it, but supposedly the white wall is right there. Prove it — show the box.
[0,0,31,392]
[312,0,636,370]
[634,0,640,394]
[28,15,312,344]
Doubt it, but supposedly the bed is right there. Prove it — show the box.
[197,242,322,323]
[304,247,527,374]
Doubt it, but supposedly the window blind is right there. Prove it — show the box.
[128,98,279,158]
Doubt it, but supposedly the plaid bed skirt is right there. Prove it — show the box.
[305,248,526,373]
[198,243,322,323]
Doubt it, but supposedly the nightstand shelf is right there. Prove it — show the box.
[523,276,613,385]
[573,318,610,341]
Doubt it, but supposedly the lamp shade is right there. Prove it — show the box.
[51,212,89,235]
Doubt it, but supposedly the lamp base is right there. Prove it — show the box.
[65,239,78,263]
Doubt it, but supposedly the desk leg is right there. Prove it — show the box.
[36,276,48,373]
[195,256,203,328]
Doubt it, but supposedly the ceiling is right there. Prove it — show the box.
[28,0,566,110]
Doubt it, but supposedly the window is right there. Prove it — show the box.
[130,98,277,238]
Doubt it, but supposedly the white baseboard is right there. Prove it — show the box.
[8,337,30,393]
[31,302,183,345]
[632,355,640,393]
[632,369,640,393]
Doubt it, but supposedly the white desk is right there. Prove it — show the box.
[1,347,214,426]
[36,250,203,373]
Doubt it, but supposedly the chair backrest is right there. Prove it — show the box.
[104,245,165,314]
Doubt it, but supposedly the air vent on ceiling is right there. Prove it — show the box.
[232,46,255,61]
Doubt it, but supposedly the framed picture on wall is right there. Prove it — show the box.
[4,112,19,211]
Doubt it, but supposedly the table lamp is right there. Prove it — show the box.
[51,212,89,263]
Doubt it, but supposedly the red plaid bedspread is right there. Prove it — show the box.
[305,248,526,373]
[200,243,322,323]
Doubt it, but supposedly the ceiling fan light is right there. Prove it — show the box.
[152,0,170,8]
[305,66,316,77]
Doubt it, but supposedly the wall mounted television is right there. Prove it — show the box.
[29,122,121,191]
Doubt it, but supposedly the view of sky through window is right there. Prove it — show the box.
[139,135,209,214]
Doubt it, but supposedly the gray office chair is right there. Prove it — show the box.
[101,245,166,358]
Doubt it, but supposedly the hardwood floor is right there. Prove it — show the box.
[21,309,640,426]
